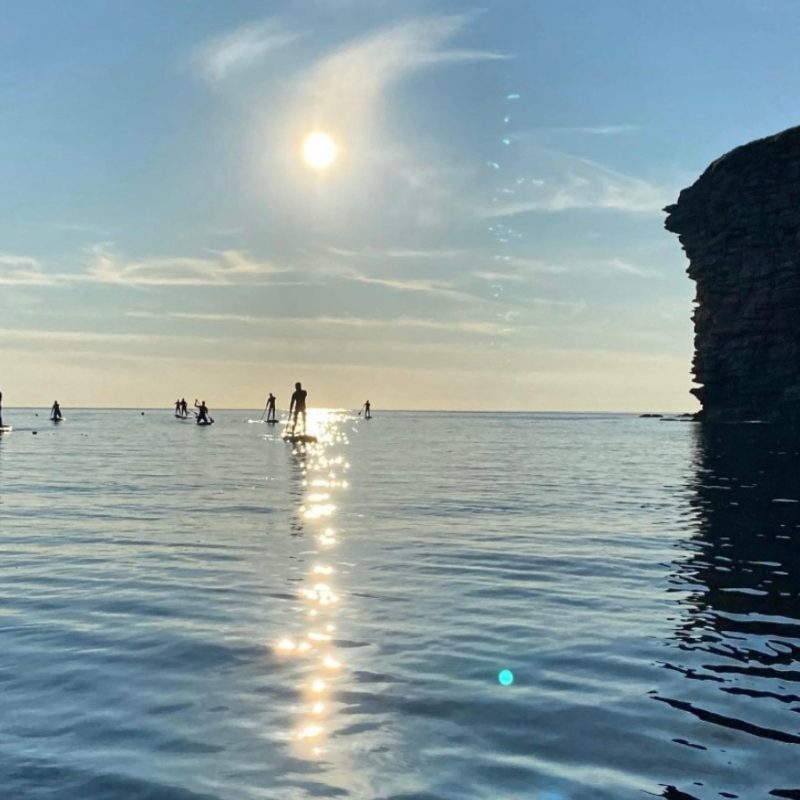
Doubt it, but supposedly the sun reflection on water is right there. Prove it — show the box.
[273,409,351,757]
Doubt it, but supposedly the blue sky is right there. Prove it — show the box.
[1,0,799,410]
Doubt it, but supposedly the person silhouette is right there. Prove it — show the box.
[265,393,277,422]
[289,382,307,434]
[50,401,62,421]
[194,399,212,424]
[361,400,372,419]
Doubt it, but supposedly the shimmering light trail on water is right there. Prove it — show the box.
[273,409,350,759]
[0,410,798,799]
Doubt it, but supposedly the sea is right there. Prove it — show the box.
[0,409,798,800]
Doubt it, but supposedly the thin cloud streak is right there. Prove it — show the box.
[85,245,289,286]
[544,124,640,136]
[346,273,473,301]
[194,20,305,83]
[327,246,463,260]
[126,310,510,335]
[601,257,664,278]
[0,254,53,285]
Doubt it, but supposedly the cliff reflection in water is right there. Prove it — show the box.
[658,423,800,796]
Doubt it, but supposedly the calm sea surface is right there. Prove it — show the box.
[0,410,798,799]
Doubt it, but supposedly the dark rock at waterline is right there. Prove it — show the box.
[665,125,800,423]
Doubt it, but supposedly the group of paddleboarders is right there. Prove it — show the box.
[2,383,370,434]
[171,398,213,424]
[259,384,370,431]
[259,382,308,433]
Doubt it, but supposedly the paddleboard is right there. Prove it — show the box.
[0,425,12,434]
[196,419,214,426]
[283,434,318,444]
[266,419,279,424]
[51,417,64,423]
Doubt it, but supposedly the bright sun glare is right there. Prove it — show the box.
[303,131,337,170]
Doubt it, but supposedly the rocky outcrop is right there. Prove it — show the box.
[665,126,800,422]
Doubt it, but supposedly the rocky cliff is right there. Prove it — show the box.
[665,126,800,422]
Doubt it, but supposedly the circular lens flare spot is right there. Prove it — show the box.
[498,669,514,686]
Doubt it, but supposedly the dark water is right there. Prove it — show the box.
[0,410,798,799]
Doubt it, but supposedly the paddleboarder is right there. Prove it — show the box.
[264,393,277,422]
[360,400,372,419]
[51,400,63,421]
[194,399,212,424]
[288,382,307,434]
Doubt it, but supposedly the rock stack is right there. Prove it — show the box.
[665,126,800,422]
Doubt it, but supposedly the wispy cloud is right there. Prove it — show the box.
[127,310,509,336]
[600,257,664,278]
[346,273,471,301]
[0,327,186,346]
[473,271,526,283]
[298,13,508,133]
[194,20,305,83]
[545,124,639,136]
[86,245,288,286]
[327,246,462,260]
[490,256,570,275]
[0,254,54,285]
[481,155,670,217]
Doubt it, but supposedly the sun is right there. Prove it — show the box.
[303,131,337,170]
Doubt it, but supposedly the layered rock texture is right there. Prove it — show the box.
[665,126,800,422]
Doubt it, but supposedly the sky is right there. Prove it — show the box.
[1,0,800,411]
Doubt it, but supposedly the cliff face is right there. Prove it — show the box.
[665,126,800,422]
